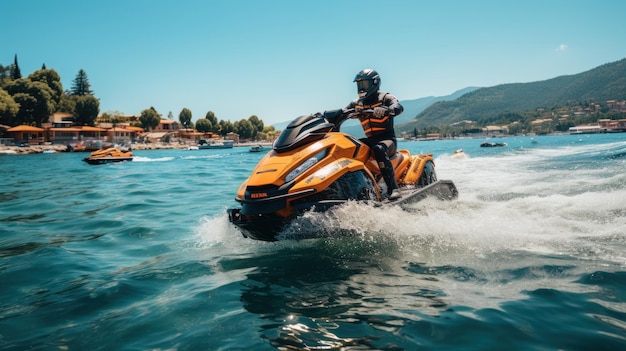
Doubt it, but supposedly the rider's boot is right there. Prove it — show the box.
[381,165,401,200]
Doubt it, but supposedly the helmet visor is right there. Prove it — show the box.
[356,79,372,92]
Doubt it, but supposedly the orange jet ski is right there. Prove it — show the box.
[227,109,458,241]
[83,147,133,165]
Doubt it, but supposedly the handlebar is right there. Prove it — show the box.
[322,107,391,132]
[348,109,373,116]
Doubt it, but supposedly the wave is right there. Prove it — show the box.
[197,136,626,267]
[132,156,175,162]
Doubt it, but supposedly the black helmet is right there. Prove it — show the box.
[354,68,380,100]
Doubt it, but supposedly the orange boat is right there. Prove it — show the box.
[83,147,133,165]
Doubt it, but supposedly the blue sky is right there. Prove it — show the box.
[3,0,626,126]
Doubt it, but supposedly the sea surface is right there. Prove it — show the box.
[1,133,625,350]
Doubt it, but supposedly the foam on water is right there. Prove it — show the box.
[132,155,175,162]
[198,138,626,260]
[194,138,626,310]
[4,135,625,350]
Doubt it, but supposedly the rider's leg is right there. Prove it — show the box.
[372,143,401,200]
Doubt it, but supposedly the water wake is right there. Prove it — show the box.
[132,156,175,162]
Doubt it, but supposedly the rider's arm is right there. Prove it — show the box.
[383,93,404,117]
[342,100,358,118]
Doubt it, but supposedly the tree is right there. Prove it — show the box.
[9,92,36,125]
[57,92,76,113]
[234,119,254,139]
[70,69,93,96]
[11,54,22,80]
[5,79,55,126]
[195,118,212,132]
[28,69,63,107]
[218,119,234,136]
[0,88,19,125]
[73,95,100,126]
[248,115,264,134]
[179,108,192,128]
[257,125,278,141]
[0,64,11,85]
[205,111,218,132]
[140,106,161,131]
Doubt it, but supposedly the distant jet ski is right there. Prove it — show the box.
[83,147,133,165]
[480,142,507,147]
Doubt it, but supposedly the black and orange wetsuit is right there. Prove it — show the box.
[343,91,404,195]
[346,92,403,140]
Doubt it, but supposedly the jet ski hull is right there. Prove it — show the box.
[83,156,133,165]
[227,111,458,241]
[228,179,458,241]
[82,147,133,165]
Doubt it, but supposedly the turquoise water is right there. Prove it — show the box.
[1,133,625,350]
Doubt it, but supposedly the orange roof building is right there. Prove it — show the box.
[6,125,45,132]
[6,125,46,144]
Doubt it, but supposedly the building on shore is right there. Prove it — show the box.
[569,119,626,134]
[1,114,242,148]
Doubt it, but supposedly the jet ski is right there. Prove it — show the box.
[227,109,458,241]
[83,147,133,165]
[480,142,507,147]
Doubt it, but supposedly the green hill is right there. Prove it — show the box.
[397,58,626,133]
[271,87,479,137]
[339,86,479,138]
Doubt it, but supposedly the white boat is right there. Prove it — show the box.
[198,140,234,149]
[452,148,467,159]
[249,145,264,152]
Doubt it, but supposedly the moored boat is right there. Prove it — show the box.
[249,145,264,152]
[198,139,234,149]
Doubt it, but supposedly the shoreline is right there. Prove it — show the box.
[0,142,274,155]
[4,131,609,155]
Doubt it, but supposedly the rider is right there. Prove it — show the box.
[340,68,404,200]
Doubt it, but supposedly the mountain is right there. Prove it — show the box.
[340,86,479,137]
[272,86,479,138]
[394,86,481,126]
[397,58,626,133]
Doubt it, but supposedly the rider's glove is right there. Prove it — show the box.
[373,106,388,118]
